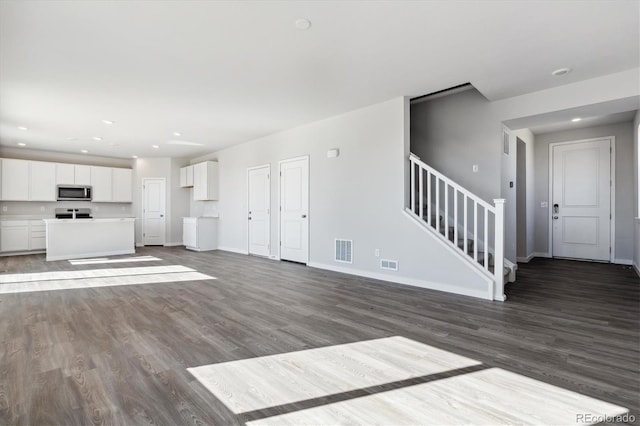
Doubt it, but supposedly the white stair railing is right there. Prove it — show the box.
[409,153,504,298]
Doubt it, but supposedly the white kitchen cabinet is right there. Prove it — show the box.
[193,161,218,201]
[30,161,56,201]
[183,217,218,251]
[1,159,29,201]
[112,168,132,202]
[56,163,75,185]
[180,165,194,188]
[91,166,113,202]
[75,165,91,185]
[30,220,46,250]
[0,220,30,252]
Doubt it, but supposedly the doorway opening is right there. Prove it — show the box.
[279,156,309,264]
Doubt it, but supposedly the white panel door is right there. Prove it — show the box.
[248,165,270,256]
[143,178,166,246]
[29,161,56,201]
[552,139,611,261]
[280,157,309,263]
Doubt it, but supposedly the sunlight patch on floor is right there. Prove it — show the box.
[0,265,216,294]
[68,255,161,265]
[246,368,628,425]
[188,336,481,414]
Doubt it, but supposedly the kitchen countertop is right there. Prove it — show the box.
[43,217,137,223]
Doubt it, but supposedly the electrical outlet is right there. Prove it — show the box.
[1,206,6,212]
[40,206,45,212]
[472,164,479,173]
[374,249,380,257]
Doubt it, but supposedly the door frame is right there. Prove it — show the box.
[548,136,615,261]
[277,155,309,263]
[246,163,271,256]
[141,177,166,246]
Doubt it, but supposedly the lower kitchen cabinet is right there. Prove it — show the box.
[183,217,218,251]
[0,220,47,252]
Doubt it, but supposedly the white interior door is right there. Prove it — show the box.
[280,157,309,263]
[552,138,611,261]
[143,178,166,246]
[248,165,270,256]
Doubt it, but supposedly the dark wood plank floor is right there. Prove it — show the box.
[0,248,638,425]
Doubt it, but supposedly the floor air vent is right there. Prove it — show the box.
[335,239,353,263]
[380,259,398,271]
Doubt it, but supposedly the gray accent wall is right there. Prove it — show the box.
[192,97,492,298]
[533,121,635,261]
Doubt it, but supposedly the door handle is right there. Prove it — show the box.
[553,216,559,220]
[160,214,164,217]
[248,217,252,220]
[301,214,307,218]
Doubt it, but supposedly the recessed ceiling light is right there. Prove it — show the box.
[152,144,159,149]
[102,120,114,125]
[571,117,582,122]
[552,67,571,76]
[132,155,138,159]
[173,131,182,137]
[17,142,26,146]
[81,149,89,154]
[295,18,312,30]
[93,136,103,141]
[17,126,28,130]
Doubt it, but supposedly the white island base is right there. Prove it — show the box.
[43,218,135,261]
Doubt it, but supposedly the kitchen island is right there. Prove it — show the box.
[43,218,135,261]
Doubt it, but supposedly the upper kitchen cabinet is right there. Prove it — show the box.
[90,166,113,202]
[75,165,91,185]
[55,163,75,185]
[180,165,194,188]
[30,161,56,201]
[193,161,218,201]
[112,168,132,202]
[1,159,29,201]
[56,163,92,186]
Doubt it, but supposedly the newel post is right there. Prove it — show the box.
[493,199,506,301]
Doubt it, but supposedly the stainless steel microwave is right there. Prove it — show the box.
[57,185,92,201]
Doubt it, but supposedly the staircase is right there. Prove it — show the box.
[408,153,510,301]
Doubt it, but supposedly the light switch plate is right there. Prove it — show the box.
[472,164,479,173]
[541,201,548,208]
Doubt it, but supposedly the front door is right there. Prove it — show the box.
[143,178,166,246]
[279,156,309,263]
[248,165,270,256]
[551,138,611,261]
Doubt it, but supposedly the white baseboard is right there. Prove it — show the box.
[164,242,183,247]
[46,249,135,262]
[218,246,249,255]
[307,261,492,301]
[532,252,552,258]
[612,258,633,265]
[0,250,46,257]
[633,262,640,277]
[135,243,144,247]
[516,253,536,263]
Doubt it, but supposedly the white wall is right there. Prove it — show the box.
[192,97,492,299]
[533,121,635,262]
[633,110,640,273]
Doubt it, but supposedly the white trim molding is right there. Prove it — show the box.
[516,253,536,263]
[164,242,183,247]
[218,246,249,255]
[307,261,492,301]
[612,258,633,265]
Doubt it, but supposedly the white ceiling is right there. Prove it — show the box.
[1,0,638,159]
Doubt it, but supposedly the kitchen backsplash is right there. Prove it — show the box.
[0,201,134,217]
[190,200,219,218]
